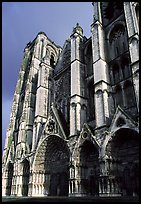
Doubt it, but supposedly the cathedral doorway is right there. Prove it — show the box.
[5,162,14,196]
[22,159,30,196]
[33,135,70,196]
[80,140,99,196]
[105,128,139,196]
[49,172,68,196]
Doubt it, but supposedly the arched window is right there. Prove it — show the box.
[109,23,128,59]
[112,63,120,84]
[50,54,55,68]
[115,85,123,107]
[124,80,136,107]
[101,2,123,26]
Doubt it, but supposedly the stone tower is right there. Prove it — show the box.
[2,2,139,197]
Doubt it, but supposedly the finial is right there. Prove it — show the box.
[72,23,83,36]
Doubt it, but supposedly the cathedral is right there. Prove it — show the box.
[2,2,139,197]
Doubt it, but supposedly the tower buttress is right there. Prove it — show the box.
[70,23,87,137]
[91,2,110,128]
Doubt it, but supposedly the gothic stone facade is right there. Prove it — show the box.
[2,2,139,197]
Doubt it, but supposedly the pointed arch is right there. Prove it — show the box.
[115,85,123,107]
[33,134,70,196]
[101,2,124,26]
[107,21,128,60]
[79,140,99,196]
[105,128,139,196]
[50,53,55,68]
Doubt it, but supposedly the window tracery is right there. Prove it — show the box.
[109,24,128,59]
[101,2,123,26]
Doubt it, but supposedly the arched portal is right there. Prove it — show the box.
[5,162,14,196]
[22,159,30,196]
[33,135,70,196]
[105,128,139,196]
[80,140,99,196]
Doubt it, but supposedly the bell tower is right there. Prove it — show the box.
[32,32,61,150]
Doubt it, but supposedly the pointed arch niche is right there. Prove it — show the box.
[105,128,139,196]
[79,140,99,196]
[22,159,30,196]
[33,135,70,196]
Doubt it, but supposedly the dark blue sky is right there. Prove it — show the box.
[2,2,93,151]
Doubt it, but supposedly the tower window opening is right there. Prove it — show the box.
[50,54,55,68]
